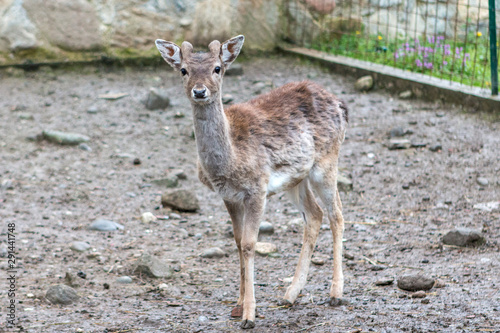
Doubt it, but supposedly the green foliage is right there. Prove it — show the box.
[311,31,497,89]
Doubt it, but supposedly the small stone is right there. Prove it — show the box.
[435,111,445,117]
[429,144,442,152]
[46,285,79,305]
[388,139,411,150]
[171,169,187,180]
[198,315,209,322]
[225,63,243,76]
[311,257,325,265]
[26,293,35,298]
[194,233,202,239]
[161,190,200,212]
[434,279,446,288]
[116,276,133,284]
[103,283,110,290]
[222,94,234,104]
[399,90,412,99]
[174,112,185,118]
[1,179,14,190]
[283,277,293,284]
[476,177,488,186]
[442,228,485,247]
[78,143,92,151]
[473,201,499,212]
[337,174,353,192]
[18,113,34,120]
[402,184,410,190]
[143,88,170,110]
[133,158,141,165]
[255,242,277,256]
[169,213,182,219]
[344,252,355,260]
[411,142,427,148]
[375,277,394,286]
[354,75,374,91]
[421,298,430,304]
[86,106,100,114]
[389,127,406,138]
[201,247,225,259]
[397,275,435,291]
[133,253,174,278]
[158,283,168,290]
[259,221,274,236]
[77,271,87,279]
[370,265,385,271]
[89,219,124,231]
[152,176,178,188]
[69,241,91,252]
[42,130,90,145]
[410,291,426,298]
[126,192,137,198]
[141,212,157,223]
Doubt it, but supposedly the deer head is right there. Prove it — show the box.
[155,35,245,104]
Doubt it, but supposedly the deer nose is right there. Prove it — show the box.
[193,88,207,99]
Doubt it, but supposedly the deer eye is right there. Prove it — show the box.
[180,68,188,76]
[214,66,221,74]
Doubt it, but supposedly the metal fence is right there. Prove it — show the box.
[282,0,499,96]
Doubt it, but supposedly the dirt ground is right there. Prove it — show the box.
[1,56,499,333]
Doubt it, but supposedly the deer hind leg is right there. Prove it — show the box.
[224,200,245,317]
[281,179,323,305]
[310,165,345,305]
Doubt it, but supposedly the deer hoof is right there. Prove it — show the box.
[231,305,243,318]
[328,297,347,307]
[277,298,293,307]
[240,319,255,329]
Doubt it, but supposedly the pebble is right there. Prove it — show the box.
[283,277,294,284]
[152,176,178,188]
[222,94,234,104]
[161,190,200,212]
[388,139,411,150]
[201,247,225,259]
[89,219,124,231]
[388,127,406,137]
[42,130,90,145]
[259,221,274,236]
[194,233,202,239]
[370,265,385,271]
[354,75,374,91]
[476,177,488,186]
[86,106,100,114]
[78,143,92,151]
[429,144,442,152]
[255,242,277,256]
[225,63,244,76]
[473,201,499,212]
[1,179,14,190]
[410,291,427,298]
[198,315,209,323]
[133,253,174,278]
[26,293,35,298]
[169,213,182,219]
[141,212,157,223]
[399,90,412,99]
[311,257,325,265]
[69,241,91,252]
[171,169,187,180]
[143,87,170,110]
[337,173,353,192]
[116,276,133,284]
[375,277,394,286]
[442,228,485,247]
[397,275,435,291]
[133,158,141,165]
[126,192,137,198]
[45,284,79,305]
[344,252,355,260]
[434,279,446,288]
[158,283,169,291]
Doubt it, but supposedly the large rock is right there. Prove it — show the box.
[23,0,103,51]
[0,0,38,51]
[354,76,374,92]
[143,88,170,110]
[46,284,79,305]
[397,275,435,291]
[133,253,174,279]
[161,190,200,212]
[442,228,485,247]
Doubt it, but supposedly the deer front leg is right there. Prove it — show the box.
[239,195,265,329]
[224,200,245,317]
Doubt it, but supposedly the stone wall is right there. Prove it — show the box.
[0,0,280,64]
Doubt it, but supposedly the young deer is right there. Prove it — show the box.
[155,35,348,329]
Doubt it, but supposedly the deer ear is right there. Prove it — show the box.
[220,35,244,68]
[155,39,182,70]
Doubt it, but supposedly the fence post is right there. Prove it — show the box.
[489,0,498,95]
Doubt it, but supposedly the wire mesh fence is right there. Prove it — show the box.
[282,0,499,95]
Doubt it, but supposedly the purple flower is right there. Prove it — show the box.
[416,59,423,67]
[427,36,435,44]
[424,62,433,69]
[443,60,448,65]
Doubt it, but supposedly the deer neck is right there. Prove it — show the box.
[192,97,235,175]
